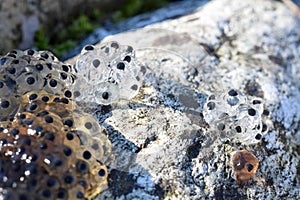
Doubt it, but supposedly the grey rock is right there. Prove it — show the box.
[68,0,300,199]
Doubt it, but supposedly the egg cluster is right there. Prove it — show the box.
[0,49,112,199]
[203,89,269,144]
[71,41,145,105]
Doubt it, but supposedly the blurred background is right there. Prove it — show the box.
[0,0,299,60]
[0,0,180,58]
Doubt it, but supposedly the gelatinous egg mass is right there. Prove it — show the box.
[72,41,144,105]
[203,89,268,144]
[0,49,112,199]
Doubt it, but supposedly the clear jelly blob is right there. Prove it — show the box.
[203,89,267,144]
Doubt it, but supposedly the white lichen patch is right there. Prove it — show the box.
[276,93,300,130]
[106,106,200,171]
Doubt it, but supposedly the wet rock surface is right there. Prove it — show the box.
[77,0,299,199]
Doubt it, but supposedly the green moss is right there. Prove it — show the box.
[90,8,105,21]
[53,40,77,57]
[113,0,170,22]
[35,14,97,57]
[67,14,97,39]
[34,26,49,50]
[34,1,173,58]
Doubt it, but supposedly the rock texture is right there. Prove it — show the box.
[72,0,300,199]
[0,0,122,54]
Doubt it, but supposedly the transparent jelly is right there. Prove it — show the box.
[72,41,143,105]
[0,48,112,199]
[203,89,267,144]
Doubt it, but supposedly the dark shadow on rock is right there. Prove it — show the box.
[104,123,141,153]
[93,106,166,198]
[184,130,206,160]
[108,169,136,196]
[214,185,247,200]
[108,169,165,199]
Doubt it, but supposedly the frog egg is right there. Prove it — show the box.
[77,45,110,76]
[21,90,75,116]
[47,63,77,85]
[99,41,121,57]
[70,77,99,104]
[223,89,247,107]
[0,113,109,199]
[118,75,142,100]
[57,70,76,87]
[43,77,67,96]
[0,97,19,119]
[204,89,251,124]
[25,61,52,77]
[1,58,31,79]
[4,49,26,59]
[93,82,120,105]
[16,111,64,135]
[70,110,106,137]
[250,98,264,116]
[68,111,112,163]
[99,41,135,64]
[1,127,76,198]
[0,78,12,97]
[60,63,76,73]
[109,58,142,81]
[227,115,262,144]
[0,56,10,67]
[15,71,45,95]
[26,60,77,89]
[32,50,59,63]
[75,42,142,105]
[203,89,267,144]
[25,48,38,56]
[70,78,91,100]
[72,80,120,105]
[0,49,112,199]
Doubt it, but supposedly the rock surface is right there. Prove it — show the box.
[75,0,299,199]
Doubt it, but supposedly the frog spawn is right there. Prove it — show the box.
[0,50,112,199]
[72,41,144,105]
[0,49,76,119]
[203,89,269,145]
